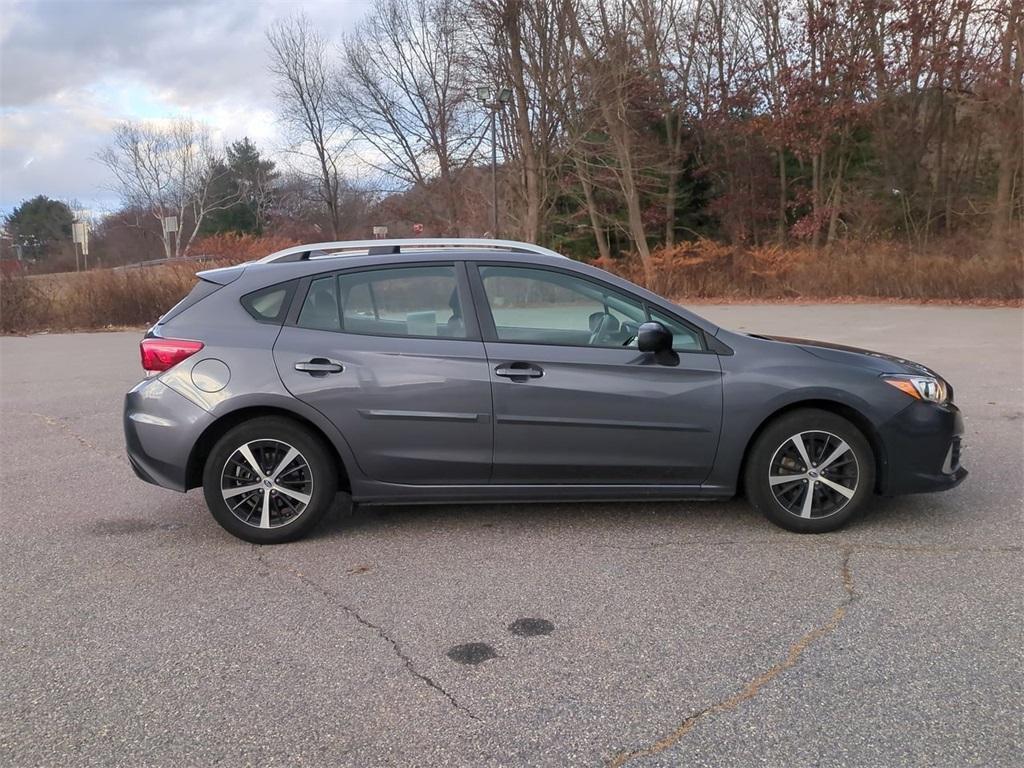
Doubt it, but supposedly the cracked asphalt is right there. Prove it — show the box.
[1,304,1022,767]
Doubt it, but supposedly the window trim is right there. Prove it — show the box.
[468,261,711,353]
[285,261,481,342]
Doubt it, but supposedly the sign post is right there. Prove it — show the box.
[162,216,179,258]
[72,221,89,270]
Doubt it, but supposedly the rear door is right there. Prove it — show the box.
[470,263,723,485]
[274,262,493,485]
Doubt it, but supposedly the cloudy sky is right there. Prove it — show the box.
[0,0,372,216]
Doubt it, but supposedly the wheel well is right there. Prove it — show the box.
[185,406,351,493]
[736,399,886,495]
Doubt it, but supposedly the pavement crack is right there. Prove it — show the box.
[607,547,857,768]
[30,412,124,463]
[254,548,481,722]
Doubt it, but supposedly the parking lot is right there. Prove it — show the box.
[1,304,1021,767]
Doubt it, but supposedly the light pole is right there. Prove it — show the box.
[477,86,512,238]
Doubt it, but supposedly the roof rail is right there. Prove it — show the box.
[255,238,567,264]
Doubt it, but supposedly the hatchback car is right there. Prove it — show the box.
[124,238,966,543]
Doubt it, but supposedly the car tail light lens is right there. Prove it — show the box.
[140,338,204,372]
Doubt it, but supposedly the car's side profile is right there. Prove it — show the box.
[124,238,966,543]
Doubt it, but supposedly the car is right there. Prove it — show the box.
[124,238,967,543]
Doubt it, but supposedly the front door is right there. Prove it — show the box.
[274,263,492,485]
[472,264,723,485]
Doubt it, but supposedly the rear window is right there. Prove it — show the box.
[241,281,296,324]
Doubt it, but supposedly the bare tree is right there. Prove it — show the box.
[97,119,235,258]
[267,14,348,238]
[990,0,1023,245]
[468,0,572,243]
[335,0,485,234]
[569,0,660,276]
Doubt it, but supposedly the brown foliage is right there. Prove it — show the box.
[3,236,1019,335]
[192,233,302,263]
[595,238,1024,302]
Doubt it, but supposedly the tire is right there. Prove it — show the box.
[744,409,875,533]
[202,416,338,544]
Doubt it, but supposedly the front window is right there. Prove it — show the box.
[477,265,703,351]
[478,265,646,347]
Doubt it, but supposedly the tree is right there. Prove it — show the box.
[201,138,279,235]
[267,15,348,238]
[3,196,74,262]
[336,0,485,234]
[97,119,237,258]
[467,0,573,243]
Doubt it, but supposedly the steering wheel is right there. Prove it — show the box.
[588,313,617,346]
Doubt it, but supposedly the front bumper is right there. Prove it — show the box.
[124,378,214,492]
[877,400,967,495]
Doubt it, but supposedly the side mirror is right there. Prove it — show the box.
[637,321,679,366]
[637,321,672,353]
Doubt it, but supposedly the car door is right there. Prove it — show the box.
[274,262,493,485]
[470,263,723,485]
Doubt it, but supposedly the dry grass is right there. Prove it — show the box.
[1,262,207,334]
[596,238,1023,303]
[2,236,1020,335]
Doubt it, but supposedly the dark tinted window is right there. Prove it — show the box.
[241,282,294,324]
[296,266,466,339]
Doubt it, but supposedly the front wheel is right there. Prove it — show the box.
[202,417,338,544]
[744,409,875,533]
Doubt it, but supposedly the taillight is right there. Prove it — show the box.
[140,338,204,372]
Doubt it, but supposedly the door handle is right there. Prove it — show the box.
[295,358,344,375]
[495,362,544,379]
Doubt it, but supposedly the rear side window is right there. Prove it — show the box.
[296,265,466,339]
[241,281,295,324]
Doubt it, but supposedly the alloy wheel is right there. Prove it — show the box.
[768,430,859,519]
[220,439,313,529]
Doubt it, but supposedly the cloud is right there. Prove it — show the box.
[0,0,372,213]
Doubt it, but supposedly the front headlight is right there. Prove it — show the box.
[882,374,949,403]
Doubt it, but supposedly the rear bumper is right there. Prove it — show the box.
[124,378,213,492]
[877,400,967,495]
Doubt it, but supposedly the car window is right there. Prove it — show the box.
[297,276,340,331]
[297,265,466,339]
[241,282,293,324]
[647,309,704,351]
[478,265,646,347]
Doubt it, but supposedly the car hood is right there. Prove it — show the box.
[750,334,939,377]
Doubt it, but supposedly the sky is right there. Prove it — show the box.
[0,0,372,217]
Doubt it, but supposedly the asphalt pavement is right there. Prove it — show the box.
[1,304,1021,767]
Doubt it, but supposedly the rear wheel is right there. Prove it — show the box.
[202,417,338,544]
[744,409,875,533]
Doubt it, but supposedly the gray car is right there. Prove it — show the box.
[124,238,966,543]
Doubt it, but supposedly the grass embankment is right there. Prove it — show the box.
[1,235,1020,334]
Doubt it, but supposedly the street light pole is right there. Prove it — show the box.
[490,108,498,237]
[477,86,512,239]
